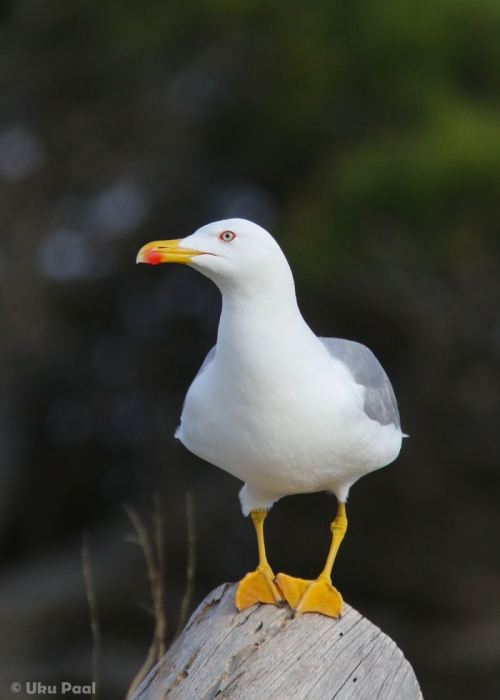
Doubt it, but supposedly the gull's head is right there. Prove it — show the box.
[136,219,292,292]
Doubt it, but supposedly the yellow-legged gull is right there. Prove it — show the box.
[137,219,403,617]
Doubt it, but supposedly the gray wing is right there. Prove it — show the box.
[320,337,401,429]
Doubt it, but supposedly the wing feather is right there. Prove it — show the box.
[320,337,401,429]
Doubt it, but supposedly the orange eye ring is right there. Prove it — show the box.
[219,230,236,242]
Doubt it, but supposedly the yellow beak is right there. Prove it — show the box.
[136,239,204,265]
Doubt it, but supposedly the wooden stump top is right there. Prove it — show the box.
[133,582,423,700]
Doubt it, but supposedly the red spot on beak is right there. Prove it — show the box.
[145,250,163,265]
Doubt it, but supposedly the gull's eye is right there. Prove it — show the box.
[219,230,236,242]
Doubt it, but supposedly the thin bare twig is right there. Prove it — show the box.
[82,532,101,700]
[153,493,167,660]
[124,503,167,700]
[174,491,196,640]
[126,635,158,700]
[125,493,195,698]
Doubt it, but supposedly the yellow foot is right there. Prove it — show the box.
[235,567,285,610]
[275,573,344,618]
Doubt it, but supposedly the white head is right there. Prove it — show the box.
[137,218,294,296]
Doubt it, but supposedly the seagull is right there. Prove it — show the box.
[137,219,403,617]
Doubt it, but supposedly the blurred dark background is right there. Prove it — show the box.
[1,0,500,698]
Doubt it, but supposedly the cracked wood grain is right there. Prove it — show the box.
[131,583,423,700]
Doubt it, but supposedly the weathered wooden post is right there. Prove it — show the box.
[131,583,423,700]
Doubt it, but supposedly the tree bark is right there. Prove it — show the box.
[132,582,423,700]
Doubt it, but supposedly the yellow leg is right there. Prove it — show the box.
[235,510,284,610]
[276,502,347,618]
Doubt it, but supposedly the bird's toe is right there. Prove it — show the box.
[277,573,343,618]
[235,567,284,610]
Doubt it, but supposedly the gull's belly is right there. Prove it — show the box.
[177,368,402,495]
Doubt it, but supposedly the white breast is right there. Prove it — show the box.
[177,347,402,500]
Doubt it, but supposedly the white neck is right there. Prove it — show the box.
[213,276,319,383]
